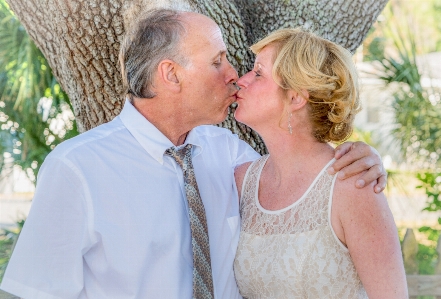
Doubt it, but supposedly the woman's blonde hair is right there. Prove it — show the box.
[250,28,361,143]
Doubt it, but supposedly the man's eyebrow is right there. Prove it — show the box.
[212,50,227,59]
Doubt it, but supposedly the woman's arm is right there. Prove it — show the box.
[331,173,408,298]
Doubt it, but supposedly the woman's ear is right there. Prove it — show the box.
[288,89,309,111]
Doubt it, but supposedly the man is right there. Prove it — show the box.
[1,8,386,299]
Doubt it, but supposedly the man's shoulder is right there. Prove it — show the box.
[48,117,125,160]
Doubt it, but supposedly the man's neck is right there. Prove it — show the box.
[131,97,191,146]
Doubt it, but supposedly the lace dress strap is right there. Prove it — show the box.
[239,155,269,213]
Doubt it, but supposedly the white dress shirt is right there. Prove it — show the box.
[1,100,260,299]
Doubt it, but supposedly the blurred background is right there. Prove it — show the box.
[0,0,440,297]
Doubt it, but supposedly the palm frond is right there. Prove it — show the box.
[367,8,441,169]
[0,0,78,183]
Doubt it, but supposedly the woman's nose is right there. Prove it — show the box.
[237,71,251,88]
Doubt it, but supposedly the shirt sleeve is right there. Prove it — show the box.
[231,134,261,168]
[0,156,93,299]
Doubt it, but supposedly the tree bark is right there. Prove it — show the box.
[7,0,387,155]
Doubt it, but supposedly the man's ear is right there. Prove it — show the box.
[287,89,309,111]
[157,59,181,92]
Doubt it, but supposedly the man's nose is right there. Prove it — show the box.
[225,62,239,85]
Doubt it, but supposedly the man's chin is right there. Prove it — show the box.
[210,107,231,125]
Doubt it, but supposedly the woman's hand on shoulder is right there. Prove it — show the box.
[332,173,408,299]
[234,162,253,200]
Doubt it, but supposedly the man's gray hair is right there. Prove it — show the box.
[119,8,187,99]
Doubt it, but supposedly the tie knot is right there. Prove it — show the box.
[165,144,193,168]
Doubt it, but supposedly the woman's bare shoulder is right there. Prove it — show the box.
[234,161,253,198]
[333,170,387,210]
[332,170,392,244]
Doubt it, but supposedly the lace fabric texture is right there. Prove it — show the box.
[234,155,368,299]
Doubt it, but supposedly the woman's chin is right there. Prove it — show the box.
[233,109,246,124]
[234,106,258,128]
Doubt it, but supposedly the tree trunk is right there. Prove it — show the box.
[7,0,387,155]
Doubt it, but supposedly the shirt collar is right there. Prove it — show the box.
[119,99,203,164]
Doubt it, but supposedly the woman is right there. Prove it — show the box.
[233,28,407,298]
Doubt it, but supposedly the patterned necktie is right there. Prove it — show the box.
[165,144,214,299]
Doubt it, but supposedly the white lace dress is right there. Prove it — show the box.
[234,155,368,299]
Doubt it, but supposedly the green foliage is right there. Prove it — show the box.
[417,172,441,226]
[370,7,441,169]
[417,226,440,275]
[399,226,440,276]
[434,0,441,51]
[364,36,386,62]
[417,243,438,275]
[348,127,378,147]
[416,175,441,278]
[374,0,441,53]
[0,219,24,283]
[0,0,78,183]
[368,6,441,265]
